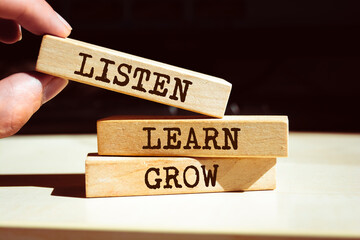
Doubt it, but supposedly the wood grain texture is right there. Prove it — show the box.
[85,154,276,197]
[97,115,288,157]
[36,35,231,118]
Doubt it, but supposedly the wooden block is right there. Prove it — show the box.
[36,35,231,118]
[97,115,288,157]
[85,154,276,197]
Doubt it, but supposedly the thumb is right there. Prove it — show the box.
[0,72,68,138]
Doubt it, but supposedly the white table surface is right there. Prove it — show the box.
[0,132,360,239]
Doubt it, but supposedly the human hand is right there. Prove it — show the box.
[0,0,72,138]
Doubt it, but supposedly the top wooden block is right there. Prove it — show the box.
[36,35,231,118]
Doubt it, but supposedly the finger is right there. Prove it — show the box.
[0,18,21,44]
[0,0,71,38]
[0,72,68,138]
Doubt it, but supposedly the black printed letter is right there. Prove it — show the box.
[183,165,200,188]
[95,58,115,83]
[148,72,170,97]
[201,164,219,187]
[143,127,161,149]
[169,77,192,102]
[202,128,221,150]
[74,52,94,78]
[163,166,182,189]
[183,127,201,149]
[132,67,151,92]
[163,127,181,149]
[145,167,162,189]
[114,63,132,86]
[222,128,241,150]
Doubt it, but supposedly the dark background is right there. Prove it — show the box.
[1,0,360,134]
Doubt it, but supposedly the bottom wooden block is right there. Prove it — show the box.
[85,154,276,197]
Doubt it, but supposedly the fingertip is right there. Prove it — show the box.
[24,72,69,103]
[1,0,73,38]
[50,11,72,38]
[55,12,72,31]
[0,72,44,138]
[42,77,68,104]
[0,19,22,44]
[0,72,68,138]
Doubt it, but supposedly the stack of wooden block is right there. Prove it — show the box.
[36,35,288,198]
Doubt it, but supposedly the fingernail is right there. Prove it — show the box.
[17,25,22,42]
[42,77,68,104]
[56,12,72,31]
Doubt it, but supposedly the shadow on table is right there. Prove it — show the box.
[0,174,86,198]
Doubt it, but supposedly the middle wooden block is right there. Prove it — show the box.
[97,115,288,157]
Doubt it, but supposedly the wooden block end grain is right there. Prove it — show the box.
[36,35,231,118]
[97,115,289,158]
[85,154,276,197]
